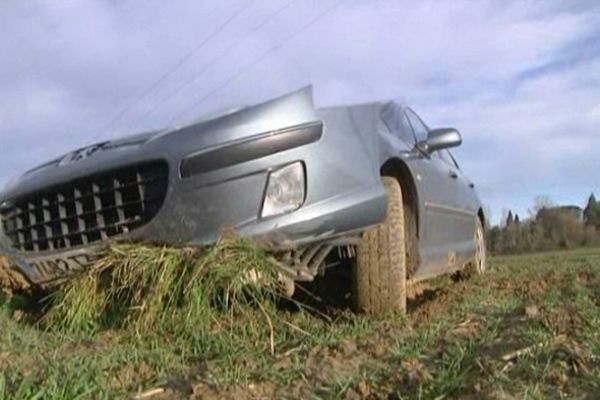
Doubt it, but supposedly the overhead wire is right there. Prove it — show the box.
[169,0,347,126]
[124,0,299,131]
[87,0,256,143]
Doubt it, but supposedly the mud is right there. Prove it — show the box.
[0,256,30,294]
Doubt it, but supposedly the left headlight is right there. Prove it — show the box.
[261,162,306,218]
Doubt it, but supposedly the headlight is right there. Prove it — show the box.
[261,162,305,218]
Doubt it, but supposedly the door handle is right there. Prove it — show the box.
[449,170,458,179]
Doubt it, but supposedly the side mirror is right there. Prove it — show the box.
[419,128,462,153]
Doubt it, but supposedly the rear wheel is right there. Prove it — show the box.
[473,218,487,275]
[352,177,407,314]
[458,218,488,279]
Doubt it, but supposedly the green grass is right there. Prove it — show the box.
[1,245,600,399]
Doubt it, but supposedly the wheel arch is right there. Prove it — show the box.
[380,158,419,232]
[380,158,420,276]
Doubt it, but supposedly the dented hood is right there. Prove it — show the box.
[0,86,318,201]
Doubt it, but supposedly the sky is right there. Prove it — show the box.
[1,0,599,224]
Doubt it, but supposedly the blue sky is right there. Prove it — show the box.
[1,0,599,224]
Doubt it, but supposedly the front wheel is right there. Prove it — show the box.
[352,177,407,314]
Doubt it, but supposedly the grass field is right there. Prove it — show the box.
[1,245,600,399]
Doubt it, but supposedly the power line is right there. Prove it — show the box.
[124,0,299,131]
[169,0,347,126]
[88,0,256,143]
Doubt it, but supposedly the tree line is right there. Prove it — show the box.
[487,194,600,255]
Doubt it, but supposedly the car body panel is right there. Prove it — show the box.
[0,86,484,286]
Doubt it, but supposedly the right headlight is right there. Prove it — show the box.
[261,162,306,218]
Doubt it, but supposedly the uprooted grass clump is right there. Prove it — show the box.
[45,236,291,341]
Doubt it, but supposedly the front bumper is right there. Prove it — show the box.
[0,170,385,286]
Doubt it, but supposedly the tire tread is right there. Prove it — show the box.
[353,177,407,314]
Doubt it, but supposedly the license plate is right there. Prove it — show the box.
[15,248,103,284]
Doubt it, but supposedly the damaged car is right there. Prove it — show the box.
[0,86,486,313]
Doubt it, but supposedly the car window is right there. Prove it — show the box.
[448,150,461,170]
[381,103,416,145]
[405,109,429,143]
[398,111,416,144]
[436,150,461,170]
[436,149,454,166]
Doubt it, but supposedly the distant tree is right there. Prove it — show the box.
[489,194,600,255]
[585,193,597,213]
[560,212,585,248]
[487,226,502,254]
[511,214,524,252]
[529,220,549,251]
[584,193,600,229]
[584,225,600,247]
[529,195,556,219]
[536,206,585,249]
[506,211,514,227]
[484,205,493,229]
[503,210,518,252]
[521,221,535,252]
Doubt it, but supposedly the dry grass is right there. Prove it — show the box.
[45,235,290,340]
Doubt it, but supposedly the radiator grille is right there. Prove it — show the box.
[0,161,169,252]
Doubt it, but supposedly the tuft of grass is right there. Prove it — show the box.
[46,235,288,341]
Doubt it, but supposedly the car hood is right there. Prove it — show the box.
[0,86,318,201]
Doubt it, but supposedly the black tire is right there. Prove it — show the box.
[352,177,407,314]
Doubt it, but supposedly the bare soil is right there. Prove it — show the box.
[0,256,30,294]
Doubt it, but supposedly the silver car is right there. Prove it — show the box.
[0,86,486,313]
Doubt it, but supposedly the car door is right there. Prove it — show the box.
[444,150,481,260]
[403,109,467,277]
[435,149,479,265]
